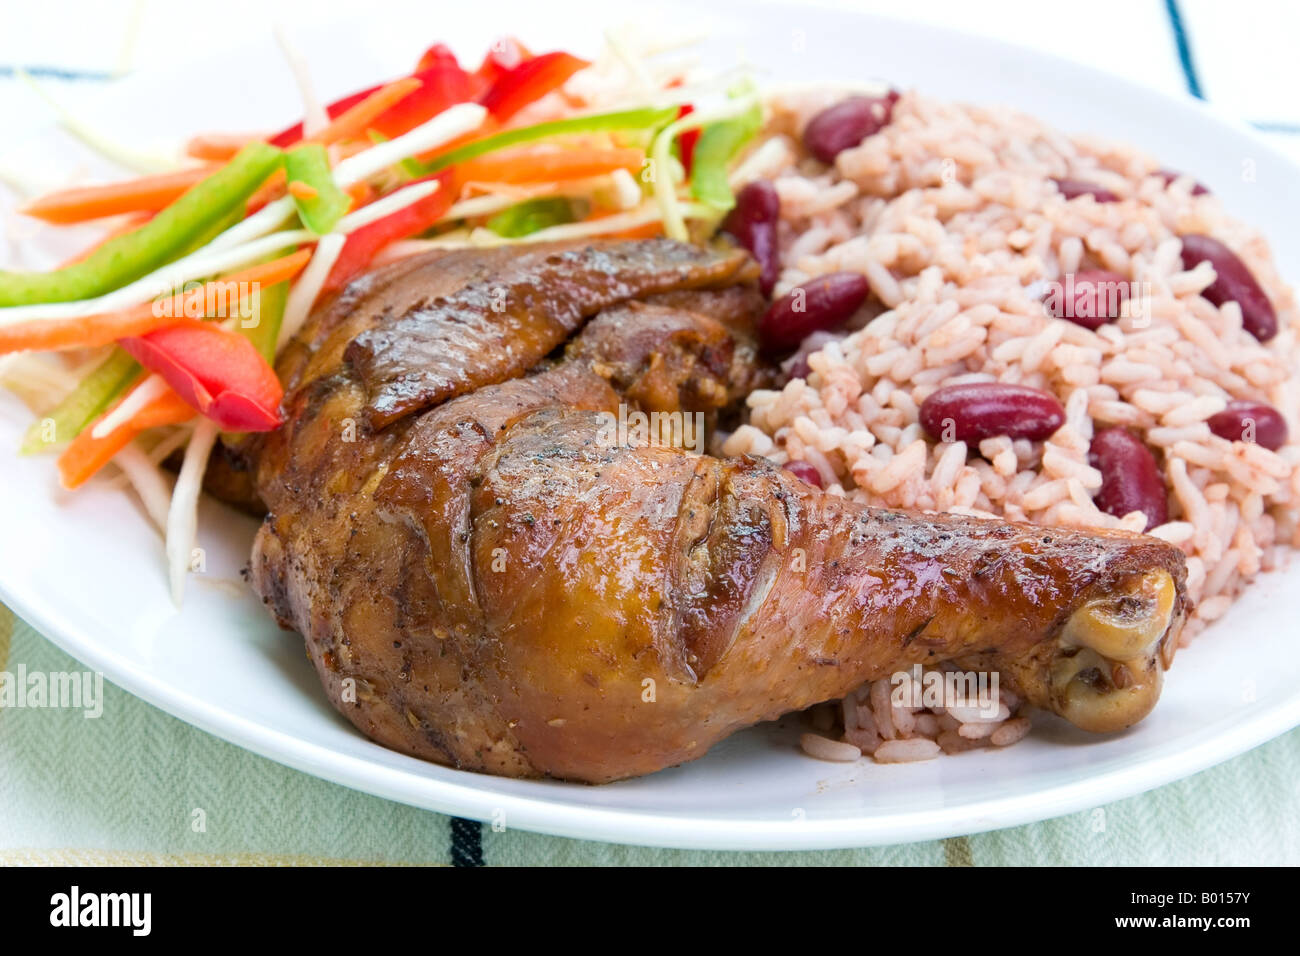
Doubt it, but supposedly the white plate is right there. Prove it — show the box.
[2,1,1299,851]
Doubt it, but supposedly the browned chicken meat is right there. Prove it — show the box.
[237,238,1189,784]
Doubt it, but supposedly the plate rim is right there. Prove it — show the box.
[6,570,1299,851]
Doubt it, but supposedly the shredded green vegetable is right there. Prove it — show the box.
[20,349,141,453]
[689,102,763,211]
[420,106,679,174]
[487,197,587,238]
[239,278,290,363]
[285,144,351,234]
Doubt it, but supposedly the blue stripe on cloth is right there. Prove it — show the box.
[0,65,114,81]
[1164,0,1205,99]
[450,817,484,867]
[1252,121,1300,134]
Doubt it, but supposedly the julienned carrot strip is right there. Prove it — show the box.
[345,180,374,206]
[288,180,320,201]
[0,249,312,354]
[607,221,665,240]
[246,169,289,212]
[185,133,260,161]
[304,77,424,146]
[20,167,216,225]
[57,384,194,489]
[57,213,156,267]
[455,145,643,184]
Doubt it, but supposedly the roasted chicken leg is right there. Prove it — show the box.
[242,239,1188,783]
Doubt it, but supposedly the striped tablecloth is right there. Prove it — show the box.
[2,0,1298,865]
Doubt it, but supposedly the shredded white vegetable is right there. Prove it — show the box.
[113,441,174,533]
[274,26,330,137]
[373,232,471,263]
[276,232,345,351]
[444,193,523,220]
[0,351,86,404]
[145,425,192,466]
[91,372,166,439]
[607,168,642,210]
[17,69,179,175]
[207,197,298,253]
[729,136,793,190]
[603,28,657,94]
[335,179,440,233]
[591,69,752,115]
[115,0,145,78]
[165,419,217,606]
[334,103,487,185]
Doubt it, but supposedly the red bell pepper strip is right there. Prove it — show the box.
[416,43,462,72]
[477,51,591,121]
[268,43,586,147]
[367,62,483,139]
[322,171,457,295]
[270,48,483,147]
[118,320,285,432]
[472,37,531,84]
[677,104,699,176]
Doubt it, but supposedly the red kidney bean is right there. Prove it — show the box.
[1206,399,1289,451]
[803,93,898,164]
[919,383,1066,443]
[1053,178,1119,203]
[1155,168,1209,196]
[722,181,781,296]
[1043,269,1130,330]
[1089,428,1168,530]
[757,272,870,353]
[1179,234,1278,341]
[783,460,823,488]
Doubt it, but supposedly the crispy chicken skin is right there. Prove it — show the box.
[244,239,1188,783]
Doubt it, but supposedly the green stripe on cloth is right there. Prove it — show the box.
[2,606,1297,865]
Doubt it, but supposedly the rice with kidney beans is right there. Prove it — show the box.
[720,87,1300,763]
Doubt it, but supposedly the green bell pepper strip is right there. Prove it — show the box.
[419,105,678,175]
[180,202,248,258]
[20,348,142,453]
[239,277,289,364]
[0,142,283,308]
[689,103,763,211]
[487,197,586,238]
[284,144,351,235]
